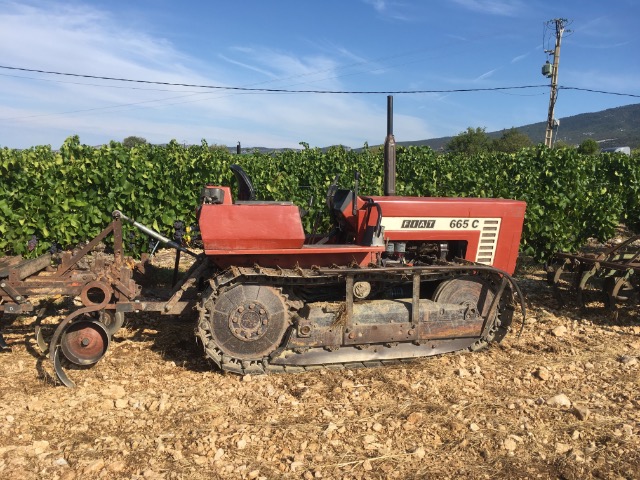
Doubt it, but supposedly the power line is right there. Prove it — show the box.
[558,86,640,98]
[2,65,638,99]
[0,72,205,93]
[1,65,637,123]
[0,64,547,95]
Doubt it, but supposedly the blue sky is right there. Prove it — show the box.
[0,0,638,149]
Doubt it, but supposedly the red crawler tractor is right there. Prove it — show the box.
[0,99,527,386]
[194,168,526,375]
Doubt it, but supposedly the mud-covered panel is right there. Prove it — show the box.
[345,322,416,345]
[419,304,485,340]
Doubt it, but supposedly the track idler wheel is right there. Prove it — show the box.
[433,275,511,348]
[433,275,495,317]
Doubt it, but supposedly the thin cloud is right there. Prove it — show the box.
[446,34,468,42]
[577,41,631,50]
[474,68,498,81]
[562,69,640,93]
[363,0,387,13]
[450,0,525,16]
[511,53,529,63]
[362,0,413,21]
[218,54,278,79]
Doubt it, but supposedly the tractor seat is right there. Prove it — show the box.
[229,164,294,206]
[230,164,256,201]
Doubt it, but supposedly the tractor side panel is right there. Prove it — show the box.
[199,204,305,251]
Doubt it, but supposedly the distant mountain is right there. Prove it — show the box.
[398,103,640,151]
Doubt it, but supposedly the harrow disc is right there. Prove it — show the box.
[577,270,608,310]
[49,305,113,388]
[60,319,110,366]
[98,310,125,336]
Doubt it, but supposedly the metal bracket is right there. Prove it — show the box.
[0,281,25,303]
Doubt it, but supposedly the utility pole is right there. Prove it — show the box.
[542,18,568,148]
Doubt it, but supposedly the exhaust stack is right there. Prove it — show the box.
[383,95,396,196]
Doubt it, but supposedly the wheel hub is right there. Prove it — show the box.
[60,319,110,366]
[229,303,270,341]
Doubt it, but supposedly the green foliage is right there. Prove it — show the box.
[552,139,572,149]
[577,138,599,155]
[492,128,533,153]
[2,137,639,263]
[122,136,147,148]
[445,127,492,155]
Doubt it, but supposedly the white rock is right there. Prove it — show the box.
[101,385,126,400]
[213,448,225,461]
[573,405,590,420]
[619,355,638,366]
[413,447,426,459]
[552,325,568,337]
[535,367,550,381]
[546,394,572,407]
[504,438,517,451]
[32,440,49,455]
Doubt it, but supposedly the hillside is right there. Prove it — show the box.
[398,103,640,151]
[233,103,639,154]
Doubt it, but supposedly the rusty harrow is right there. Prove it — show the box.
[0,211,210,387]
[547,235,640,316]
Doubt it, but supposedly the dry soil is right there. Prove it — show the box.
[1,257,639,479]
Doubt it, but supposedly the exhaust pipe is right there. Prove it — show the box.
[383,95,396,196]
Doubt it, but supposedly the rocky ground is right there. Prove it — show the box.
[1,257,639,480]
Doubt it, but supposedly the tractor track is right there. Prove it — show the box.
[196,264,517,375]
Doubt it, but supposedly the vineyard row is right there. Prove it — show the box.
[1,136,639,261]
